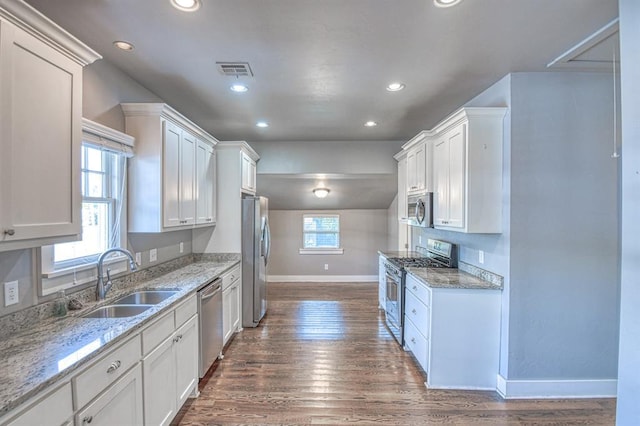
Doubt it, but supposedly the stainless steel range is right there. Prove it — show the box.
[383,239,457,345]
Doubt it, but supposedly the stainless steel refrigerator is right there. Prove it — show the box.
[241,196,270,327]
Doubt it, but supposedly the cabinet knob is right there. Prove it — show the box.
[83,416,93,424]
[3,229,15,236]
[106,360,121,374]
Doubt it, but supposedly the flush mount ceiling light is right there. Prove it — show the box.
[256,121,269,128]
[113,41,134,51]
[364,121,378,127]
[230,84,248,92]
[313,188,330,198]
[434,0,462,7]
[386,82,406,92]
[170,0,201,12]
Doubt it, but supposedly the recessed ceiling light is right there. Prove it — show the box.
[313,188,330,198]
[386,82,405,92]
[434,0,462,7]
[230,84,248,93]
[113,41,134,51]
[256,121,269,128]
[170,0,201,12]
[364,121,378,127]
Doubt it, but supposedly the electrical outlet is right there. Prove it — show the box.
[4,281,19,306]
[135,252,142,266]
[418,235,422,245]
[149,248,158,263]
[324,264,329,271]
[479,250,485,264]
[179,242,184,253]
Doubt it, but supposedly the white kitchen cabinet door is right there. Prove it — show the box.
[0,21,82,245]
[4,382,72,426]
[241,152,257,194]
[180,132,196,226]
[222,285,233,344]
[378,256,386,309]
[433,137,450,226]
[75,364,144,426]
[406,150,417,193]
[397,155,408,221]
[196,140,216,225]
[433,125,466,229]
[175,315,199,408]
[230,281,240,334]
[163,121,182,228]
[143,336,177,426]
[415,143,426,192]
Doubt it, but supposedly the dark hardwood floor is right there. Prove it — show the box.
[175,282,616,425]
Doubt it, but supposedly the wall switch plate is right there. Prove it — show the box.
[4,281,19,306]
[179,242,184,253]
[149,249,158,263]
[479,250,485,264]
[135,252,142,266]
[418,235,422,245]
[324,264,329,270]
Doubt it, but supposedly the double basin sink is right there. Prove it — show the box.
[83,290,179,319]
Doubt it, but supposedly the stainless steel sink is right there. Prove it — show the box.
[112,290,178,305]
[83,304,152,319]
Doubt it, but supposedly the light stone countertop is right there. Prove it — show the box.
[0,257,240,416]
[406,266,502,290]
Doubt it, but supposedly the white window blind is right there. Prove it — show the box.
[303,214,340,249]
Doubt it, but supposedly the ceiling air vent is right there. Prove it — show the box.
[216,62,254,77]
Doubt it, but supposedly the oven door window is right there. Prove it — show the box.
[385,272,400,324]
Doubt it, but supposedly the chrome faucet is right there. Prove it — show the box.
[96,248,138,300]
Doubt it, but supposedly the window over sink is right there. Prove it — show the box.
[40,119,134,296]
[299,214,343,255]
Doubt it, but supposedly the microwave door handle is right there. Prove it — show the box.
[417,199,425,224]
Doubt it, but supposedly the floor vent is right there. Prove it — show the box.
[216,62,254,77]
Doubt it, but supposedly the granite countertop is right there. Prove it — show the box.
[0,257,240,416]
[406,266,502,290]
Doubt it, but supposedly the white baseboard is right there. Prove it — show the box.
[268,275,377,283]
[496,374,617,399]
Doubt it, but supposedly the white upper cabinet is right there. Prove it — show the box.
[241,151,257,195]
[432,108,506,233]
[0,1,100,251]
[403,132,431,196]
[122,103,218,233]
[396,153,408,221]
[196,140,216,225]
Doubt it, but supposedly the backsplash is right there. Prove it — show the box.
[0,253,240,340]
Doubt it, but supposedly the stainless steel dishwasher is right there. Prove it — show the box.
[198,278,223,378]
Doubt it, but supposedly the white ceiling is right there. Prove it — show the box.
[26,0,618,143]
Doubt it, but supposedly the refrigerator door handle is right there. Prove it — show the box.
[264,219,271,266]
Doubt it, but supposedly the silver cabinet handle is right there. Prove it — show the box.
[83,416,93,424]
[3,229,15,236]
[106,360,121,374]
[173,334,183,343]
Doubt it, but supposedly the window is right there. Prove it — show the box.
[300,214,343,254]
[53,145,123,267]
[40,119,134,296]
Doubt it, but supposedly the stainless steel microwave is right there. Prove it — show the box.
[407,193,433,227]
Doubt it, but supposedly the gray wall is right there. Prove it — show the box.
[616,0,640,422]
[268,209,387,278]
[411,72,620,381]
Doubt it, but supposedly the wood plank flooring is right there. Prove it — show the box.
[175,282,616,425]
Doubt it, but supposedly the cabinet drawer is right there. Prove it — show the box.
[73,335,141,409]
[142,310,174,356]
[405,290,430,336]
[175,294,197,328]
[222,265,240,290]
[406,274,431,307]
[5,382,72,426]
[404,315,429,374]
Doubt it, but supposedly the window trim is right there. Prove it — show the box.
[300,213,342,254]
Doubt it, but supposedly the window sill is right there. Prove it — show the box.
[298,248,344,255]
[42,255,128,279]
[41,256,129,296]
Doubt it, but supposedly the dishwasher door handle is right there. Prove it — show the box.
[201,287,221,301]
[200,280,222,300]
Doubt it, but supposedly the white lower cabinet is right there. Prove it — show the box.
[222,266,241,345]
[142,297,199,426]
[404,273,501,390]
[378,255,386,309]
[2,382,73,426]
[75,363,144,426]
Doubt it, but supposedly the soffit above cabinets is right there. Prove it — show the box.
[547,19,619,71]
